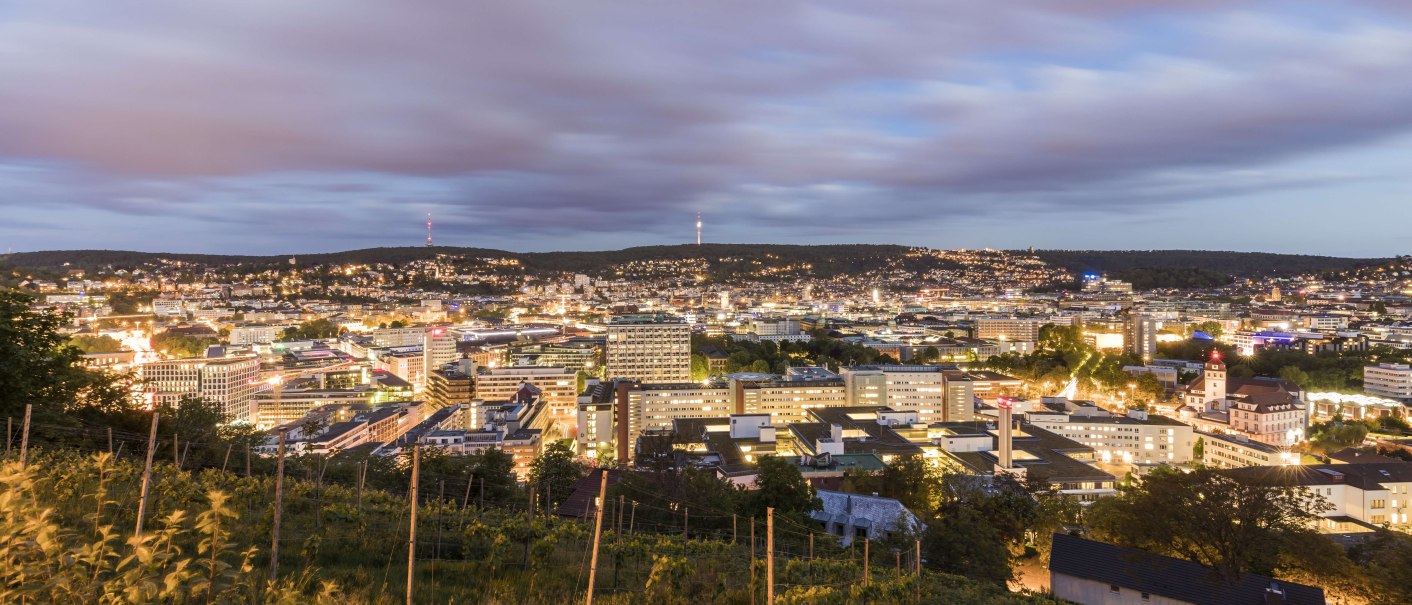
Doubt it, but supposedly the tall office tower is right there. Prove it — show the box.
[423,325,460,380]
[139,356,261,423]
[1124,314,1158,359]
[606,314,691,384]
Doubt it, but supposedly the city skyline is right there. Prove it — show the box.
[4,2,1412,256]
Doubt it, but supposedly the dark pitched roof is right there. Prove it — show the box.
[1050,533,1325,605]
[552,468,622,519]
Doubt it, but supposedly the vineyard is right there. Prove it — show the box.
[0,441,1062,604]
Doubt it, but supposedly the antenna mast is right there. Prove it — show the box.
[696,212,702,246]
[425,212,433,247]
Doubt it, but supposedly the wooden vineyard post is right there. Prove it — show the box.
[585,472,608,605]
[134,412,160,538]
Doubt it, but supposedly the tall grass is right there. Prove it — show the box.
[1,449,1059,604]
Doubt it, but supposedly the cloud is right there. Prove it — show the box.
[1,1,1411,253]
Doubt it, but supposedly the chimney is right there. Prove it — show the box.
[615,381,634,466]
[998,398,1014,469]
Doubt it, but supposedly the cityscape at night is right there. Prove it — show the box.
[4,2,1412,604]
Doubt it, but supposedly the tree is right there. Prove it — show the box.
[1278,366,1312,390]
[151,330,218,358]
[1192,436,1205,462]
[922,505,1012,586]
[1306,420,1370,456]
[876,454,944,516]
[1088,467,1330,580]
[0,290,139,425]
[468,447,519,505]
[68,334,124,353]
[1133,372,1166,402]
[744,455,819,517]
[1349,530,1412,605]
[689,353,709,381]
[528,441,586,510]
[280,318,343,341]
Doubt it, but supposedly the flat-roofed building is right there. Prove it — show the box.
[426,359,476,409]
[974,317,1046,342]
[139,356,260,423]
[840,365,946,423]
[475,366,578,435]
[1199,431,1299,468]
[1029,409,1195,466]
[1365,363,1412,401]
[606,314,691,384]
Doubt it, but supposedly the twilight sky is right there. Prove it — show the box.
[3,1,1412,256]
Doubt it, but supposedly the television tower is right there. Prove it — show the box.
[696,212,702,246]
[425,212,433,247]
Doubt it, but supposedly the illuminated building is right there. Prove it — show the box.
[139,355,260,423]
[606,314,691,384]
[1364,363,1412,402]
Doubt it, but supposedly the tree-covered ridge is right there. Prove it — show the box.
[9,244,1384,286]
[1029,249,1383,278]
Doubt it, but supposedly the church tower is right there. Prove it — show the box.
[1203,351,1227,411]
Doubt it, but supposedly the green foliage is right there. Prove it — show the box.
[0,290,140,425]
[1348,530,1412,605]
[1,447,1059,604]
[744,456,820,518]
[692,333,898,375]
[151,329,219,358]
[1306,419,1371,456]
[280,318,343,340]
[1111,266,1233,290]
[69,334,124,353]
[1031,250,1377,279]
[690,353,710,381]
[870,454,945,516]
[0,454,345,603]
[1087,467,1331,581]
[1157,343,1412,393]
[922,505,1012,586]
[528,441,586,510]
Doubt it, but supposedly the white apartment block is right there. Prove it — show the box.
[840,365,946,423]
[1364,363,1412,401]
[372,327,427,348]
[738,379,849,425]
[139,356,260,423]
[229,324,286,346]
[974,317,1046,342]
[375,350,426,392]
[1029,410,1195,466]
[606,314,691,384]
[631,384,734,436]
[1226,463,1412,530]
[1198,431,1299,468]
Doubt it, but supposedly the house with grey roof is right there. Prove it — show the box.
[809,489,923,545]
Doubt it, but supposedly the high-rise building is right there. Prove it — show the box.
[423,325,460,380]
[606,314,691,384]
[139,356,261,423]
[1124,314,1158,359]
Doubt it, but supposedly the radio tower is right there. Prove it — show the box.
[425,212,433,247]
[696,211,702,246]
